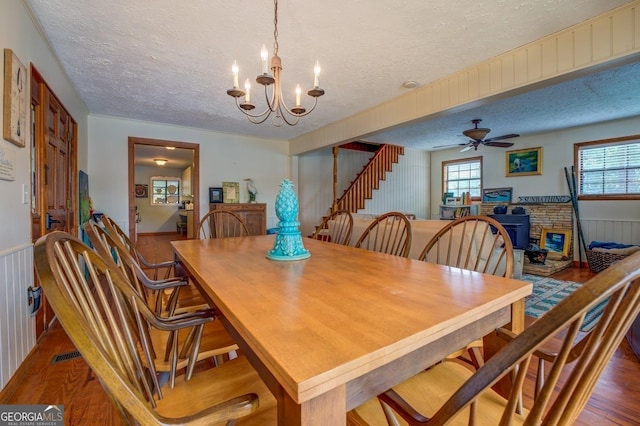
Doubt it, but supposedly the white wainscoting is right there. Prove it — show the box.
[581,219,640,246]
[0,243,35,390]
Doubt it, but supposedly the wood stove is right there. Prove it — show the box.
[488,213,531,250]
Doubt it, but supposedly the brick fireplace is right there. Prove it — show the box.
[480,202,575,275]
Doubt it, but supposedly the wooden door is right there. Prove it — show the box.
[44,94,74,233]
[31,67,77,337]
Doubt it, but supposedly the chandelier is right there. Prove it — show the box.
[226,0,324,126]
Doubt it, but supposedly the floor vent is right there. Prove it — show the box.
[51,350,82,364]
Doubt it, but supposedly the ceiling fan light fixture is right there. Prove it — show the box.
[462,128,490,141]
[462,118,490,141]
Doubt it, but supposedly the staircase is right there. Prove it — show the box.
[311,143,404,237]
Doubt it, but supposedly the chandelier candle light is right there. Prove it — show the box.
[226,0,324,126]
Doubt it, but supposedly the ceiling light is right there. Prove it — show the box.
[165,146,176,150]
[226,0,324,127]
[154,159,167,166]
[402,80,419,89]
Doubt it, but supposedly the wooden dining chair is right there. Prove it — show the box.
[417,215,514,278]
[197,210,250,239]
[34,231,276,424]
[348,251,640,426]
[101,213,179,280]
[354,212,412,257]
[310,209,354,245]
[417,215,514,368]
[84,220,187,316]
[84,221,239,387]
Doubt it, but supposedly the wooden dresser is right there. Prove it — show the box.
[208,203,266,236]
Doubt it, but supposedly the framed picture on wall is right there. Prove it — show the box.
[506,147,542,177]
[3,49,28,148]
[481,187,513,203]
[209,187,223,203]
[135,184,148,198]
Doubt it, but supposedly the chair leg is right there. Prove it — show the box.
[168,330,179,389]
[185,324,205,381]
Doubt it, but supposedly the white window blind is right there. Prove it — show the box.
[578,141,640,196]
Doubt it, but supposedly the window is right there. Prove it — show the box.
[150,176,181,205]
[575,135,640,200]
[442,157,482,201]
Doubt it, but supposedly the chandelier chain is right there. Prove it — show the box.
[273,0,279,56]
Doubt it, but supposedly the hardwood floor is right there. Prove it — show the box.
[2,233,639,425]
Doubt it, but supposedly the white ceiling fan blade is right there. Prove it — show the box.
[433,143,466,149]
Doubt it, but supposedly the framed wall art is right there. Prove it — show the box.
[222,181,239,203]
[3,49,27,147]
[209,187,223,203]
[540,228,571,260]
[481,187,513,203]
[506,147,542,177]
[135,184,148,198]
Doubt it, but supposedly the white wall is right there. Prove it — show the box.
[297,147,429,236]
[360,149,429,219]
[0,1,89,390]
[88,115,289,231]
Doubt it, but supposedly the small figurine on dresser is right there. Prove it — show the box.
[245,178,258,203]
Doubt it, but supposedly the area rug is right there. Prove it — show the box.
[521,274,606,332]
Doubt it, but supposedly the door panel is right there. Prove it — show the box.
[31,67,77,337]
[45,95,70,233]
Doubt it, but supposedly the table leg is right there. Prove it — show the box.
[278,384,346,426]
[484,298,525,397]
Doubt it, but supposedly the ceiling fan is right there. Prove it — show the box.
[459,119,519,152]
[434,119,520,151]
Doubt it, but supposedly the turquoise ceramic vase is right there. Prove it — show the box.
[266,179,310,261]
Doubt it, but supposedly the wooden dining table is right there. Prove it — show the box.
[171,235,531,426]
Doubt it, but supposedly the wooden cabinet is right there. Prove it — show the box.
[209,203,266,236]
[181,166,192,196]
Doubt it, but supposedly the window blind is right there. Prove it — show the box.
[578,141,640,195]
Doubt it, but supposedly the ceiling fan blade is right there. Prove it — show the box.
[483,133,520,143]
[460,145,473,152]
[433,143,467,149]
[483,141,515,148]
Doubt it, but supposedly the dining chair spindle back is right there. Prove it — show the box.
[354,212,412,258]
[197,210,249,239]
[101,213,178,280]
[418,215,514,278]
[311,209,354,245]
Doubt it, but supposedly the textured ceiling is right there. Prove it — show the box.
[25,0,639,151]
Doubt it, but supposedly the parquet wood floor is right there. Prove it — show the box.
[1,233,639,425]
